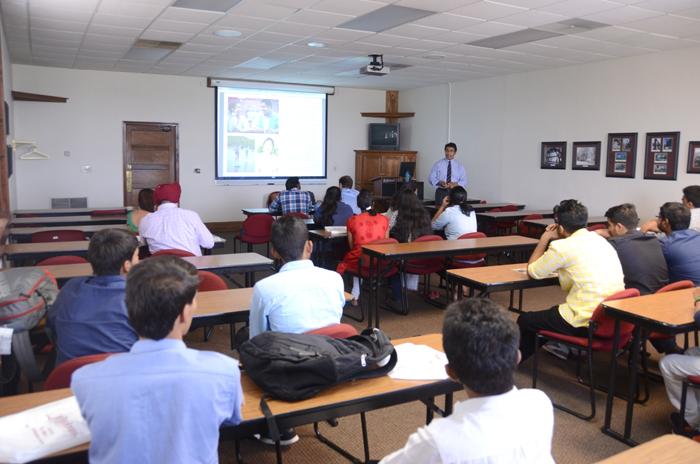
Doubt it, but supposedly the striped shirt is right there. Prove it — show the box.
[528,228,624,328]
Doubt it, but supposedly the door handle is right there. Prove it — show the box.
[126,165,133,193]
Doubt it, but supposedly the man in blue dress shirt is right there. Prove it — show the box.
[429,142,467,206]
[48,229,140,366]
[339,175,361,214]
[71,256,243,464]
[655,202,700,285]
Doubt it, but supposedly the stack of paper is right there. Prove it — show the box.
[389,343,449,380]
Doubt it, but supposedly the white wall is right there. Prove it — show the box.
[403,44,700,219]
[0,19,16,210]
[11,64,385,221]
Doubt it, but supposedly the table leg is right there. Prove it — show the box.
[603,319,621,434]
[623,326,642,442]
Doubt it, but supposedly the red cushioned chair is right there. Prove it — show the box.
[403,235,446,305]
[234,214,274,255]
[37,255,89,266]
[487,205,519,236]
[44,353,112,390]
[305,323,358,339]
[516,214,544,238]
[532,288,641,420]
[197,271,229,342]
[285,212,310,220]
[647,280,695,351]
[681,375,700,432]
[451,232,487,268]
[586,223,607,232]
[150,249,195,258]
[31,230,86,243]
[91,209,127,216]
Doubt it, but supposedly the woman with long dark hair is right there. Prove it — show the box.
[431,186,477,239]
[314,186,353,227]
[391,189,432,243]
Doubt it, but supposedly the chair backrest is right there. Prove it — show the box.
[587,223,607,231]
[517,214,544,235]
[241,214,274,241]
[305,323,358,339]
[266,191,280,207]
[44,353,112,390]
[454,232,488,261]
[197,270,228,292]
[405,235,446,270]
[590,288,641,339]
[91,209,127,216]
[359,238,399,277]
[37,255,89,266]
[31,230,86,243]
[150,249,195,258]
[656,280,694,293]
[285,212,310,219]
[488,207,503,213]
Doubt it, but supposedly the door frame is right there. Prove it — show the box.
[122,121,179,206]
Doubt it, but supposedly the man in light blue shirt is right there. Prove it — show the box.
[339,175,361,214]
[250,215,345,338]
[429,142,467,206]
[71,256,243,464]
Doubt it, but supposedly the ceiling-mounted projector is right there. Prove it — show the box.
[360,54,390,76]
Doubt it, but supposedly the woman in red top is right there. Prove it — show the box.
[337,190,389,303]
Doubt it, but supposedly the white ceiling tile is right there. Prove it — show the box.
[384,24,448,38]
[148,19,208,34]
[286,10,354,27]
[413,13,484,30]
[310,27,375,42]
[213,14,276,29]
[310,0,386,16]
[91,14,154,29]
[539,0,629,17]
[633,0,700,13]
[495,0,564,9]
[450,1,528,21]
[229,1,298,20]
[423,29,485,43]
[179,42,230,53]
[140,30,197,42]
[248,31,304,43]
[394,0,481,13]
[30,17,88,33]
[158,6,225,23]
[265,21,329,36]
[458,21,525,36]
[97,1,166,17]
[582,6,663,24]
[78,49,126,59]
[31,8,93,23]
[613,31,689,48]
[230,39,281,51]
[83,33,137,46]
[257,0,317,7]
[576,25,640,40]
[675,7,700,19]
[189,32,248,45]
[624,14,700,37]
[499,9,568,27]
[87,24,142,37]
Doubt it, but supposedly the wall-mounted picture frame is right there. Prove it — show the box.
[572,141,601,170]
[606,132,636,178]
[541,141,566,170]
[644,131,679,180]
[687,141,700,174]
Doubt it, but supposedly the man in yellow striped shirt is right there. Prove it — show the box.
[518,199,625,361]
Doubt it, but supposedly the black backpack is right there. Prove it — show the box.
[239,328,397,402]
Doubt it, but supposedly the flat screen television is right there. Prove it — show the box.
[369,123,399,151]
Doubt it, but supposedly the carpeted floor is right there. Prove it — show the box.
[188,239,683,463]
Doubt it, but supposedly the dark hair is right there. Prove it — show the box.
[357,189,377,216]
[389,182,418,211]
[448,186,473,216]
[339,175,353,189]
[659,202,690,231]
[318,186,341,226]
[444,142,457,151]
[553,199,588,233]
[271,216,308,262]
[126,256,199,340]
[391,190,432,243]
[138,188,155,212]
[87,229,139,276]
[683,185,700,208]
[443,298,519,395]
[285,177,300,190]
[604,203,639,230]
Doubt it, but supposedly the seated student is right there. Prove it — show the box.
[391,189,433,296]
[683,185,700,232]
[653,202,700,285]
[660,287,700,439]
[71,256,243,464]
[517,199,624,361]
[139,182,214,256]
[268,177,314,215]
[314,186,354,227]
[126,188,154,233]
[48,229,140,366]
[250,216,345,338]
[380,298,554,464]
[431,186,477,240]
[339,175,360,215]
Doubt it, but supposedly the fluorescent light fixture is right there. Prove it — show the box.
[209,78,335,94]
[172,0,242,12]
[124,39,181,61]
[339,5,435,33]
[214,29,242,37]
[468,28,562,49]
[307,41,326,48]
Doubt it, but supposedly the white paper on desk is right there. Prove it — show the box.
[388,343,449,380]
[0,396,91,464]
[324,226,347,236]
[0,327,13,355]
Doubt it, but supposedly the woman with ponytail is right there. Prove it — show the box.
[431,186,477,240]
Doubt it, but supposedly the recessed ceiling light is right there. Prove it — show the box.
[307,41,326,48]
[214,29,242,38]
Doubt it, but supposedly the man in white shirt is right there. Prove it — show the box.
[380,298,554,464]
[250,215,345,338]
[139,183,215,257]
[339,175,360,214]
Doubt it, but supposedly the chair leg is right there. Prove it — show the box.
[680,379,690,429]
[532,334,540,388]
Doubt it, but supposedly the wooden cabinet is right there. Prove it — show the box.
[355,150,417,192]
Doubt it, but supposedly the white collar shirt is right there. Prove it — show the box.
[431,205,477,240]
[139,203,214,257]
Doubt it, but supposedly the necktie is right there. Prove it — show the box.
[446,160,452,184]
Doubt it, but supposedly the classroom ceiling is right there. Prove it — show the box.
[2,0,700,90]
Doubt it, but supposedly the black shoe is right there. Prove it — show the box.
[254,428,299,446]
[670,412,695,436]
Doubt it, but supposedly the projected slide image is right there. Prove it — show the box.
[225,135,281,175]
[226,97,279,134]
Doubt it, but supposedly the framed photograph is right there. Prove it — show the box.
[572,141,600,170]
[606,132,637,178]
[687,141,700,174]
[541,141,566,170]
[644,131,679,180]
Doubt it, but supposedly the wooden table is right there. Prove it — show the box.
[8,224,130,242]
[596,434,700,463]
[601,288,698,446]
[0,334,459,464]
[11,215,127,228]
[476,209,554,222]
[470,202,525,212]
[13,207,130,218]
[521,216,608,236]
[447,263,559,312]
[4,241,90,264]
[362,236,539,328]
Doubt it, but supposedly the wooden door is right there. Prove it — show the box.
[123,122,178,206]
